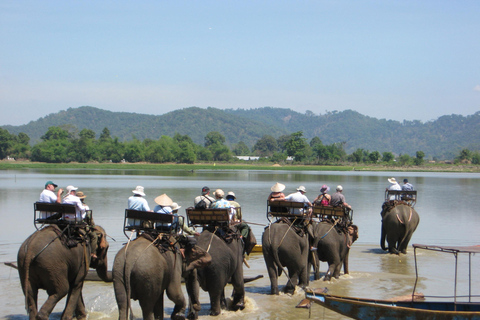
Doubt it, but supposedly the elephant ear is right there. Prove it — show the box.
[97,229,107,250]
[184,245,212,271]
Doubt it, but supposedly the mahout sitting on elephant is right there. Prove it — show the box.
[186,223,256,318]
[262,218,311,295]
[310,220,359,281]
[113,232,211,320]
[17,224,110,320]
[380,200,420,254]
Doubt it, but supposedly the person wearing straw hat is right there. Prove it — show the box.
[75,190,98,259]
[268,182,286,202]
[153,194,173,214]
[285,186,312,215]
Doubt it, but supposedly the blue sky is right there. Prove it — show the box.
[1,1,479,126]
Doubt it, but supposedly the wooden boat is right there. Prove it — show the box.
[251,244,262,253]
[302,244,480,320]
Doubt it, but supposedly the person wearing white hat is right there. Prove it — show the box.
[386,178,401,200]
[62,185,87,221]
[285,186,312,215]
[330,185,352,209]
[226,191,242,222]
[267,182,286,202]
[128,186,152,211]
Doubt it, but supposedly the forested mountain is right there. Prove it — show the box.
[2,106,480,159]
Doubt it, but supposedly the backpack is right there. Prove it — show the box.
[195,196,210,210]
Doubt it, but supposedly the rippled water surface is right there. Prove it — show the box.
[1,168,479,319]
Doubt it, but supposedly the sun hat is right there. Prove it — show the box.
[297,186,307,193]
[66,185,78,193]
[132,186,146,196]
[155,194,173,207]
[226,191,236,200]
[171,202,181,211]
[201,186,210,195]
[45,181,58,188]
[320,185,330,194]
[388,178,397,184]
[271,182,286,193]
[76,191,86,199]
[214,189,225,198]
[336,185,343,191]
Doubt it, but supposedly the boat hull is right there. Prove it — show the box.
[305,290,480,320]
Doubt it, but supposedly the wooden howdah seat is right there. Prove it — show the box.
[385,190,417,207]
[186,207,233,228]
[267,200,308,220]
[312,205,353,222]
[34,202,89,230]
[123,209,179,238]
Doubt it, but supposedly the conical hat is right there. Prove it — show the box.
[271,182,286,192]
[154,194,173,207]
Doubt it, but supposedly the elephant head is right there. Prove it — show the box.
[179,235,212,272]
[347,224,359,248]
[89,226,112,282]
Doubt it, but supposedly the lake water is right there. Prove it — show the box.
[1,168,479,319]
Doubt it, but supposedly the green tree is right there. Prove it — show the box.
[398,154,412,166]
[124,140,145,162]
[413,151,425,165]
[368,151,381,163]
[177,141,197,163]
[0,128,13,159]
[232,141,250,156]
[382,152,395,163]
[253,135,277,156]
[284,131,308,162]
[204,131,226,147]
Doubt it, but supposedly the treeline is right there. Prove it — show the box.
[1,126,479,165]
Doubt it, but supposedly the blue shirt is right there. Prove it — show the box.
[128,196,151,211]
[211,198,231,209]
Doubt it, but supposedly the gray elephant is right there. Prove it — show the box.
[186,227,253,318]
[113,233,211,320]
[381,202,420,254]
[17,225,110,320]
[262,221,310,295]
[310,221,359,281]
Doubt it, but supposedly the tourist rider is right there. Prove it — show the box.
[127,186,152,228]
[76,190,99,259]
[386,178,402,200]
[38,181,64,219]
[285,186,312,215]
[62,185,87,222]
[267,182,286,202]
[194,186,215,209]
[402,178,414,191]
[313,184,331,206]
[330,185,352,209]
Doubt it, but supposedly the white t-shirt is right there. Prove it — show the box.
[285,191,311,214]
[39,189,57,203]
[63,194,86,221]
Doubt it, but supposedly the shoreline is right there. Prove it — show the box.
[1,160,479,173]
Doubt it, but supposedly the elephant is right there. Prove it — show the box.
[113,233,211,320]
[310,221,359,281]
[186,226,254,318]
[380,202,420,254]
[17,224,110,320]
[262,221,310,295]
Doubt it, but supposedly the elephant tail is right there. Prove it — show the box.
[20,233,37,314]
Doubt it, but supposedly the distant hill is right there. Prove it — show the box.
[2,106,480,159]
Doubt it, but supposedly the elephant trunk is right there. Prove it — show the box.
[95,259,112,282]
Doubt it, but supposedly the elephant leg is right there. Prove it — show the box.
[61,282,85,320]
[208,289,223,316]
[185,271,200,320]
[74,294,87,320]
[399,231,414,254]
[229,269,245,311]
[264,256,279,295]
[333,262,342,279]
[113,278,129,320]
[166,281,186,320]
[284,269,297,295]
[25,283,39,320]
[298,264,309,288]
[37,290,68,320]
[139,297,156,320]
[324,263,336,281]
[153,292,165,320]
